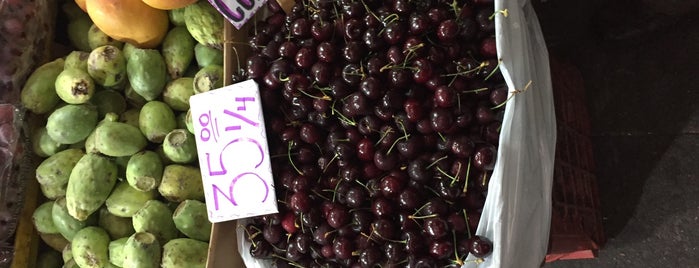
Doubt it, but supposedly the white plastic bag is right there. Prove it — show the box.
[464,0,556,267]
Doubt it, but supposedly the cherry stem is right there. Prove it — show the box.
[312,189,330,201]
[491,80,533,110]
[426,155,449,169]
[452,230,464,266]
[298,87,332,101]
[464,209,472,238]
[387,134,410,155]
[408,213,438,220]
[436,166,458,183]
[330,100,357,126]
[332,180,343,203]
[463,87,489,94]
[462,158,472,193]
[271,254,305,268]
[484,59,502,81]
[489,9,510,20]
[288,141,304,176]
[323,153,338,173]
[450,162,462,186]
[367,227,406,243]
[449,0,461,18]
[375,127,394,146]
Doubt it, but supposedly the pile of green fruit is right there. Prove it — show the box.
[22,1,226,267]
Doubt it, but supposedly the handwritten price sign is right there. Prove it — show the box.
[208,0,267,30]
[189,79,278,223]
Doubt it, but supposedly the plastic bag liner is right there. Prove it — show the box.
[236,0,556,266]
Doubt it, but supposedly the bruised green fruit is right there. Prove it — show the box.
[21,58,64,114]
[126,150,163,192]
[63,242,73,262]
[40,232,70,252]
[126,49,167,101]
[139,101,176,143]
[52,198,97,241]
[194,43,223,68]
[163,27,195,79]
[87,23,124,50]
[71,226,110,268]
[67,16,92,52]
[31,127,67,157]
[64,51,90,71]
[184,1,223,50]
[161,238,208,268]
[106,181,156,217]
[159,165,204,202]
[123,232,161,268]
[46,104,98,144]
[93,121,148,157]
[193,64,223,94]
[37,250,63,268]
[36,148,84,196]
[33,201,59,234]
[85,113,119,154]
[66,153,118,221]
[162,129,197,164]
[55,68,95,104]
[91,89,126,117]
[98,207,135,240]
[108,237,128,267]
[163,77,194,111]
[132,200,178,245]
[169,8,186,26]
[124,83,147,108]
[173,200,210,242]
[119,108,140,128]
[88,45,127,89]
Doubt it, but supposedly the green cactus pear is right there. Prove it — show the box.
[162,129,197,164]
[40,232,70,252]
[185,109,194,134]
[161,238,208,268]
[55,68,95,104]
[124,83,147,108]
[172,200,210,242]
[37,250,63,268]
[163,77,194,111]
[31,127,67,158]
[91,89,126,117]
[184,1,224,50]
[139,101,176,143]
[162,27,195,79]
[168,8,186,26]
[125,150,163,192]
[132,200,178,245]
[108,237,128,267]
[194,43,223,68]
[85,113,119,154]
[20,58,64,114]
[126,48,167,101]
[40,183,68,200]
[63,242,73,262]
[106,181,157,217]
[93,121,148,157]
[66,153,118,221]
[193,64,223,94]
[64,51,90,71]
[123,232,161,268]
[71,226,110,268]
[36,148,84,198]
[33,201,59,234]
[52,197,98,241]
[87,23,124,50]
[98,207,135,240]
[122,43,137,61]
[154,145,173,166]
[119,108,140,128]
[159,165,204,202]
[88,45,127,89]
[46,104,98,144]
[62,259,79,268]
[67,16,92,52]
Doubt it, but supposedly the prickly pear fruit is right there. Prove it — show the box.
[154,145,173,166]
[66,153,118,221]
[185,109,194,134]
[163,129,197,164]
[64,51,90,71]
[20,58,64,114]
[132,200,178,244]
[139,101,176,143]
[159,165,204,202]
[169,8,186,26]
[62,259,80,268]
[93,121,148,157]
[37,250,62,268]
[162,27,195,79]
[125,150,163,192]
[126,48,167,101]
[87,23,124,50]
[194,43,223,68]
[124,83,148,107]
[123,232,161,268]
[161,238,208,268]
[71,226,110,268]
[36,148,84,195]
[193,64,223,94]
[120,108,141,128]
[91,89,127,117]
[98,207,135,240]
[52,198,97,241]
[55,68,95,104]
[31,127,67,158]
[108,237,128,267]
[85,113,119,154]
[184,1,224,50]
[122,43,137,61]
[88,45,127,89]
[67,16,92,52]
[163,77,194,112]
[63,242,73,262]
[39,232,70,252]
[40,183,67,201]
[46,104,98,144]
[33,201,59,234]
[106,181,157,217]
[172,200,210,242]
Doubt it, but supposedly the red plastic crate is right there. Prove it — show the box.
[545,55,606,262]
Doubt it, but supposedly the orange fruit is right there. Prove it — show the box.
[86,0,169,48]
[75,0,87,12]
[141,0,198,10]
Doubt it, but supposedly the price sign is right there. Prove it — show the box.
[189,79,278,223]
[208,0,267,30]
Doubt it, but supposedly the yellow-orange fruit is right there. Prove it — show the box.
[142,0,198,10]
[75,0,87,12]
[86,0,169,49]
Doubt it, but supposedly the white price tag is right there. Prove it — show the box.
[189,79,278,223]
[207,0,268,30]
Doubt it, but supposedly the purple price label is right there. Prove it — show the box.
[208,0,267,29]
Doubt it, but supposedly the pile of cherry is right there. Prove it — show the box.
[242,0,506,266]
